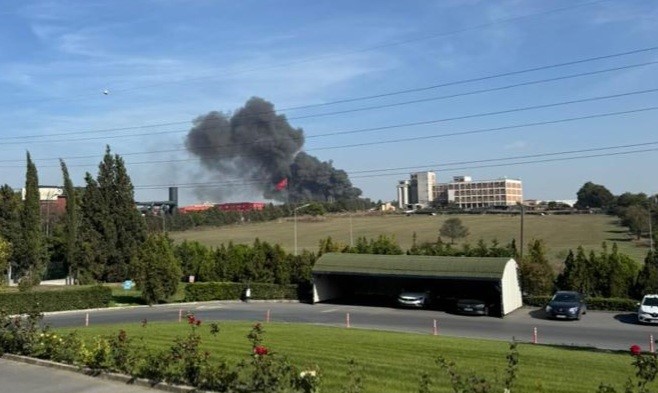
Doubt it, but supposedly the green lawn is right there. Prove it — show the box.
[168,213,647,266]
[59,321,637,393]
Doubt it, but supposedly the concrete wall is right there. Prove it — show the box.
[500,259,523,315]
[313,274,345,303]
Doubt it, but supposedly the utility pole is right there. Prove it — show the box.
[519,204,525,261]
[349,213,354,248]
[650,195,656,253]
[293,203,310,256]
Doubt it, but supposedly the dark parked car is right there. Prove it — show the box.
[455,299,490,316]
[545,291,586,320]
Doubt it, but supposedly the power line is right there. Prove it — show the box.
[129,142,658,190]
[312,106,658,151]
[5,105,656,169]
[3,86,657,148]
[349,140,658,174]
[268,60,658,122]
[351,147,658,180]
[7,0,611,107]
[5,44,657,142]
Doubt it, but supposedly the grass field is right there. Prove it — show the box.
[168,213,647,266]
[59,321,637,393]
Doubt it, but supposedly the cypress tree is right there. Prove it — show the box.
[60,160,79,284]
[17,152,47,285]
[112,154,146,280]
[78,173,110,282]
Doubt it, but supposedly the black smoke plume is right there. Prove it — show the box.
[185,97,361,203]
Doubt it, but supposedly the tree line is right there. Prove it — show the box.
[1,153,655,305]
[576,181,657,243]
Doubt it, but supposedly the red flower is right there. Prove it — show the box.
[631,344,642,356]
[195,319,202,326]
[187,314,196,325]
[253,345,269,356]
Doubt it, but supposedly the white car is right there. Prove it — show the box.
[638,294,658,324]
[397,292,430,308]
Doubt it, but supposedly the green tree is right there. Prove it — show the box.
[575,181,615,210]
[519,239,555,295]
[635,251,658,297]
[131,234,182,305]
[78,173,110,282]
[174,240,210,279]
[79,146,146,282]
[606,243,639,298]
[15,152,47,286]
[0,185,20,281]
[622,205,651,240]
[439,217,469,244]
[60,160,79,283]
[0,236,11,285]
[112,153,146,280]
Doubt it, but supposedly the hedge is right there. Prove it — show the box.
[524,295,638,312]
[184,282,298,302]
[0,285,112,314]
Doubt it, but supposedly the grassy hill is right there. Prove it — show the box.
[168,213,648,266]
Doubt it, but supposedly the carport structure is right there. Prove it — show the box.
[312,253,523,316]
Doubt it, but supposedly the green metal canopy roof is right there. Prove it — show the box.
[313,253,513,280]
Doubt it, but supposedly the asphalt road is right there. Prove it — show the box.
[43,301,658,351]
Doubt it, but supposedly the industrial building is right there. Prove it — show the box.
[397,172,523,210]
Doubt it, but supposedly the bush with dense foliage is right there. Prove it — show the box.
[184,282,298,302]
[0,285,111,314]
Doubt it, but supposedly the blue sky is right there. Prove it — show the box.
[1,0,657,205]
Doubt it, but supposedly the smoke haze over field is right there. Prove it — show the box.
[185,97,361,203]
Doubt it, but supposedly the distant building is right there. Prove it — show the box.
[178,202,216,214]
[178,201,266,214]
[216,202,266,212]
[21,185,67,217]
[396,172,523,209]
[396,180,410,209]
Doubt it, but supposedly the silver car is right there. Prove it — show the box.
[397,291,430,308]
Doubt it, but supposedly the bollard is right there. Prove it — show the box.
[178,309,183,323]
[266,309,271,323]
[433,319,438,336]
[85,313,89,327]
[532,327,538,344]
[651,334,655,353]
[346,313,351,328]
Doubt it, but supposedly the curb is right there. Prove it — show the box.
[42,299,301,316]
[2,353,201,393]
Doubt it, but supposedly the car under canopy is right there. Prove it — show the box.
[312,253,523,316]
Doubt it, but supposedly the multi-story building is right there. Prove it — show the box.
[397,173,523,209]
[410,172,436,206]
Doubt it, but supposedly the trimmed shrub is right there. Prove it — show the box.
[0,285,112,314]
[184,282,297,302]
[524,295,637,312]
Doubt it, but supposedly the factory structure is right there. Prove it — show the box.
[397,172,523,210]
[23,186,266,218]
